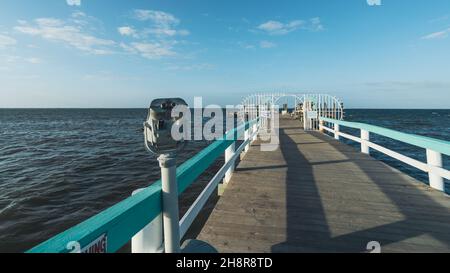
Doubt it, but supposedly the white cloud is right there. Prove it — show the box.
[421,28,450,40]
[260,40,276,48]
[366,0,381,6]
[14,17,115,54]
[258,20,305,35]
[66,0,81,6]
[0,34,17,48]
[116,9,189,60]
[133,9,189,37]
[134,9,179,25]
[0,55,42,70]
[259,21,284,32]
[118,26,137,37]
[257,18,323,35]
[121,42,175,59]
[13,10,188,61]
[144,28,190,37]
[310,17,324,32]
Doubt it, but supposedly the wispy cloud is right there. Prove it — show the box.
[257,17,324,35]
[310,17,324,32]
[258,20,304,35]
[132,9,189,37]
[421,28,450,40]
[13,9,194,63]
[0,54,42,71]
[121,42,176,59]
[66,0,81,6]
[134,9,179,24]
[260,40,276,48]
[118,26,137,37]
[117,10,191,59]
[0,34,17,48]
[14,14,116,55]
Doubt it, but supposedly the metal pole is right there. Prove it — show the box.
[158,153,180,253]
[131,189,164,253]
[224,141,235,184]
[426,149,444,191]
[334,123,340,140]
[361,129,370,155]
[244,115,250,153]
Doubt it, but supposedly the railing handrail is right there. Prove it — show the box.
[28,118,258,253]
[320,117,450,156]
[319,117,449,193]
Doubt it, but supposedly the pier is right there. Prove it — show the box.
[197,117,450,253]
[28,93,450,254]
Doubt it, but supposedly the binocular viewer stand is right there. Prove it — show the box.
[158,153,217,253]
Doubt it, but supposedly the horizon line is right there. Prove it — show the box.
[0,107,449,110]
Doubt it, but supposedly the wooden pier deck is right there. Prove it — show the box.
[196,117,450,253]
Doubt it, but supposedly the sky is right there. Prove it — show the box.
[0,0,449,108]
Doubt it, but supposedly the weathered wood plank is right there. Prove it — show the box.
[196,118,450,253]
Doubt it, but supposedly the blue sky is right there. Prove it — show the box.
[0,0,449,108]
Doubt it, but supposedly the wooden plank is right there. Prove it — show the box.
[196,117,450,253]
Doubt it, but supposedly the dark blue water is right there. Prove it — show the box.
[0,109,223,253]
[0,109,448,253]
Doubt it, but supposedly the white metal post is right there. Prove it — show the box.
[158,154,180,253]
[252,123,258,141]
[244,127,250,153]
[319,120,324,133]
[131,189,164,253]
[303,106,307,130]
[224,142,235,184]
[334,123,340,140]
[426,149,444,192]
[361,129,370,155]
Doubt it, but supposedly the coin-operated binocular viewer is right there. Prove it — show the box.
[144,98,188,155]
[144,98,188,253]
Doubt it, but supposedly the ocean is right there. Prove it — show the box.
[0,109,448,253]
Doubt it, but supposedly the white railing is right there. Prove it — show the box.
[319,117,450,193]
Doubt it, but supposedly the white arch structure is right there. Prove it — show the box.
[240,93,344,131]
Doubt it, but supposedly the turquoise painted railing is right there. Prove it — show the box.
[27,119,258,253]
[320,117,450,156]
[319,117,450,193]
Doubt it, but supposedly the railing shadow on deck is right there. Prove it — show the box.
[309,131,450,252]
[271,127,333,252]
[271,124,450,253]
